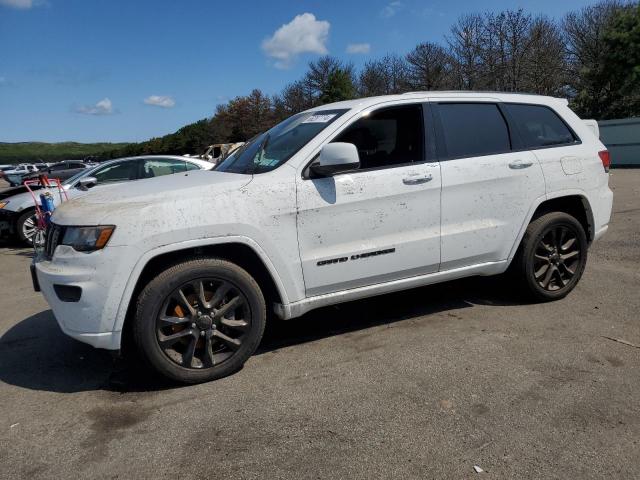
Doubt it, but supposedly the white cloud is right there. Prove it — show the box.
[262,13,330,69]
[75,98,114,115]
[380,1,403,18]
[0,0,40,9]
[144,95,175,108]
[346,43,371,54]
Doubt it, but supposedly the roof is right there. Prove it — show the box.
[309,91,568,112]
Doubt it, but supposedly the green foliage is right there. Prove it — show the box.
[319,69,356,104]
[601,3,640,118]
[0,142,131,163]
[565,1,640,119]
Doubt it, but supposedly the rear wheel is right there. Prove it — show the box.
[133,258,266,384]
[513,212,588,301]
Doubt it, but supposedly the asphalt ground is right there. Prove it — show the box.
[0,172,638,479]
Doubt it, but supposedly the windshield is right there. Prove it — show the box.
[216,109,348,174]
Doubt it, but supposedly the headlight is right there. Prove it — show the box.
[61,225,115,252]
[0,201,8,209]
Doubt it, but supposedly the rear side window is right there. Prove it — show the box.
[141,158,188,178]
[437,103,511,158]
[504,104,577,148]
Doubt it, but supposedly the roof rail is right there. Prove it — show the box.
[401,90,550,96]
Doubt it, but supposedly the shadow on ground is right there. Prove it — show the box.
[0,275,529,394]
[0,238,34,258]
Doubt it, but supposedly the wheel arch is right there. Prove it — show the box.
[117,239,288,357]
[508,191,595,264]
[531,194,594,243]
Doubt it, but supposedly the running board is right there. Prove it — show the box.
[274,260,508,320]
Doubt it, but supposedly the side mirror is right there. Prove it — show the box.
[311,143,360,177]
[77,176,98,189]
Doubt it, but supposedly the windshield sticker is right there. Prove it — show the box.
[302,114,337,124]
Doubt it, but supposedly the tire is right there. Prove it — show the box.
[132,258,266,384]
[513,211,588,302]
[16,209,38,246]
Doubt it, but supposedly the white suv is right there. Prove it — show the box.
[32,92,613,384]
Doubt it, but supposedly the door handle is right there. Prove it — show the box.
[402,174,433,185]
[508,160,533,169]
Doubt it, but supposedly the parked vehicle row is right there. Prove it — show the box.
[0,164,40,186]
[28,92,612,385]
[0,156,214,245]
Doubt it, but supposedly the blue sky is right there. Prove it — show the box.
[0,0,594,143]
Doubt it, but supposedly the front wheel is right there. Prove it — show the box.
[133,258,266,384]
[16,209,38,246]
[513,212,588,302]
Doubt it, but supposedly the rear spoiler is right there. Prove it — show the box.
[582,119,600,139]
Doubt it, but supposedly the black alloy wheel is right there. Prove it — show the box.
[133,258,266,384]
[157,278,250,369]
[514,211,588,301]
[532,225,582,291]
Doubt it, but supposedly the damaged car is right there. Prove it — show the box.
[32,92,613,384]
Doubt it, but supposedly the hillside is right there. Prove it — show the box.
[0,141,132,164]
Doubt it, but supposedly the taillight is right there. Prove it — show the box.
[598,150,610,173]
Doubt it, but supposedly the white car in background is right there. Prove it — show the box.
[0,155,214,245]
[2,164,39,186]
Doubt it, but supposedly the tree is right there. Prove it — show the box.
[213,89,274,142]
[272,80,315,120]
[523,16,567,96]
[405,42,453,90]
[601,3,640,117]
[447,14,484,89]
[319,69,356,104]
[303,56,356,104]
[563,1,625,117]
[358,54,410,96]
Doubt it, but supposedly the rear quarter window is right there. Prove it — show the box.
[504,104,578,148]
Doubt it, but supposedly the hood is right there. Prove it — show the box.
[52,169,252,225]
[0,184,41,200]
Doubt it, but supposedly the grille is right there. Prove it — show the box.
[44,223,64,259]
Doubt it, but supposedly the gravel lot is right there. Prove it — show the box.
[0,172,638,479]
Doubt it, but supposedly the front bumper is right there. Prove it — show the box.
[0,208,19,236]
[32,245,132,350]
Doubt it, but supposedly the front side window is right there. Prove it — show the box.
[437,103,511,159]
[332,104,424,169]
[93,161,140,183]
[216,109,348,174]
[504,104,577,148]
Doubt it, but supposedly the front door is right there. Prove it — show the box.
[296,103,441,297]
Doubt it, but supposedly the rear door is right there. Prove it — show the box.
[296,103,441,296]
[432,101,545,270]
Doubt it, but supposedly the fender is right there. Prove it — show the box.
[506,188,594,263]
[111,235,291,333]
